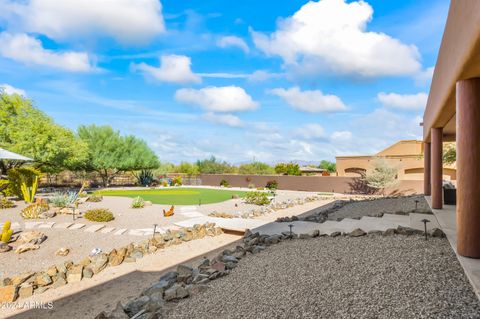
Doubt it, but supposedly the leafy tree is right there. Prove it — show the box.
[319,160,336,173]
[443,142,456,164]
[274,162,301,176]
[196,156,236,174]
[365,157,399,195]
[175,162,199,177]
[154,162,175,176]
[238,161,274,175]
[0,92,88,173]
[78,125,159,186]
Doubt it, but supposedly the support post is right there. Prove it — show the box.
[431,128,443,209]
[424,142,431,196]
[457,78,480,258]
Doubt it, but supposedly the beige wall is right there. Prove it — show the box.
[199,174,423,195]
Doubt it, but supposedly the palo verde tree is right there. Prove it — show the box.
[238,161,274,175]
[365,157,399,195]
[0,91,88,174]
[196,156,236,174]
[274,162,301,176]
[319,160,336,173]
[77,125,159,187]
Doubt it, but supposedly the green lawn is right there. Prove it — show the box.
[95,187,247,205]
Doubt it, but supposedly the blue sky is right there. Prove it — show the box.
[0,0,449,163]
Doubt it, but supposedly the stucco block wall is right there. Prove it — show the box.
[199,174,423,195]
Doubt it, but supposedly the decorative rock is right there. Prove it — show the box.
[186,284,209,296]
[164,284,189,301]
[367,230,383,236]
[124,295,150,317]
[97,302,129,319]
[349,228,366,237]
[83,267,94,279]
[0,243,12,253]
[0,285,18,302]
[211,262,226,272]
[39,211,56,219]
[18,231,47,245]
[34,286,50,295]
[18,284,34,299]
[124,256,136,263]
[46,266,58,277]
[35,273,52,286]
[52,277,67,288]
[429,228,446,238]
[55,247,70,256]
[176,265,193,283]
[91,254,109,274]
[15,243,40,254]
[222,255,239,264]
[11,272,34,286]
[330,231,341,237]
[144,201,153,206]
[67,265,83,283]
[264,234,281,245]
[251,245,266,254]
[396,226,422,236]
[383,228,396,236]
[130,249,143,259]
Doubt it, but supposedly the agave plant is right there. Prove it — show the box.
[135,170,154,187]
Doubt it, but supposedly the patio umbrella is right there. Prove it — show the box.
[0,147,32,161]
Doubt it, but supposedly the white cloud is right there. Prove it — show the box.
[203,112,243,127]
[175,86,259,112]
[415,66,434,86]
[269,87,347,113]
[0,84,26,96]
[132,55,201,84]
[0,0,165,44]
[247,70,284,82]
[217,36,250,53]
[330,130,352,141]
[0,32,94,72]
[377,92,428,110]
[295,124,326,139]
[252,0,421,77]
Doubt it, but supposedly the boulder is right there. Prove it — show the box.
[55,247,70,256]
[11,272,34,286]
[396,226,422,236]
[35,273,52,286]
[46,266,58,277]
[18,231,47,245]
[18,284,34,299]
[91,254,109,274]
[186,284,209,296]
[367,230,383,236]
[123,295,150,317]
[330,231,341,237]
[67,265,83,283]
[429,228,446,238]
[159,271,178,286]
[251,245,266,254]
[164,284,189,301]
[83,267,94,279]
[0,285,18,302]
[349,228,366,237]
[211,262,226,272]
[15,243,40,254]
[176,265,193,283]
[221,255,239,264]
[382,228,396,236]
[39,211,56,219]
[95,302,128,319]
[130,249,143,260]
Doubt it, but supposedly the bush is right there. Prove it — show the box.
[131,196,145,209]
[244,191,271,206]
[49,192,69,207]
[172,176,182,186]
[87,194,103,202]
[135,169,154,187]
[21,202,49,219]
[265,180,278,190]
[220,179,230,187]
[0,180,12,197]
[84,209,114,222]
[0,198,15,209]
[247,183,255,189]
[7,167,41,199]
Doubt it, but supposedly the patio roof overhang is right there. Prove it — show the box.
[422,0,480,142]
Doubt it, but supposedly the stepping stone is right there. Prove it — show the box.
[68,223,86,230]
[54,222,74,229]
[128,229,147,236]
[23,222,43,229]
[100,227,115,234]
[38,222,56,229]
[114,228,127,235]
[84,225,105,233]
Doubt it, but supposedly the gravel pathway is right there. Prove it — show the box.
[327,195,431,220]
[168,236,480,319]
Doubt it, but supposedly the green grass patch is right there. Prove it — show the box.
[95,187,247,205]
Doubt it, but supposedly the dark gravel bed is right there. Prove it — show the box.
[168,236,480,319]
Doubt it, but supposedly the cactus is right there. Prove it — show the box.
[1,220,12,243]
[20,203,47,219]
[20,175,38,203]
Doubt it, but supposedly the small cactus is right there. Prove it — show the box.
[1,220,12,243]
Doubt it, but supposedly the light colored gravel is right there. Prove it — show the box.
[168,236,480,319]
[327,195,431,220]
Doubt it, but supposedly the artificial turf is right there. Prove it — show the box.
[95,187,247,205]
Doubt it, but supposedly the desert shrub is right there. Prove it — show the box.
[244,191,270,206]
[265,180,278,190]
[220,179,230,187]
[21,202,49,219]
[161,180,169,187]
[87,195,103,202]
[0,198,15,209]
[172,176,182,186]
[78,191,88,198]
[247,183,256,189]
[84,209,114,222]
[131,196,145,209]
[0,179,12,197]
[7,167,41,199]
[49,192,69,207]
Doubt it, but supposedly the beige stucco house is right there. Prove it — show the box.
[336,140,456,181]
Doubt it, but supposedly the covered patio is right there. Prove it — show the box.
[422,0,480,298]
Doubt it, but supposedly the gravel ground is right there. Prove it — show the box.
[326,195,431,220]
[168,236,480,319]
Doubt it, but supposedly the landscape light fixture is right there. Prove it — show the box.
[421,219,430,241]
[414,199,420,212]
[288,224,294,239]
[152,224,158,239]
